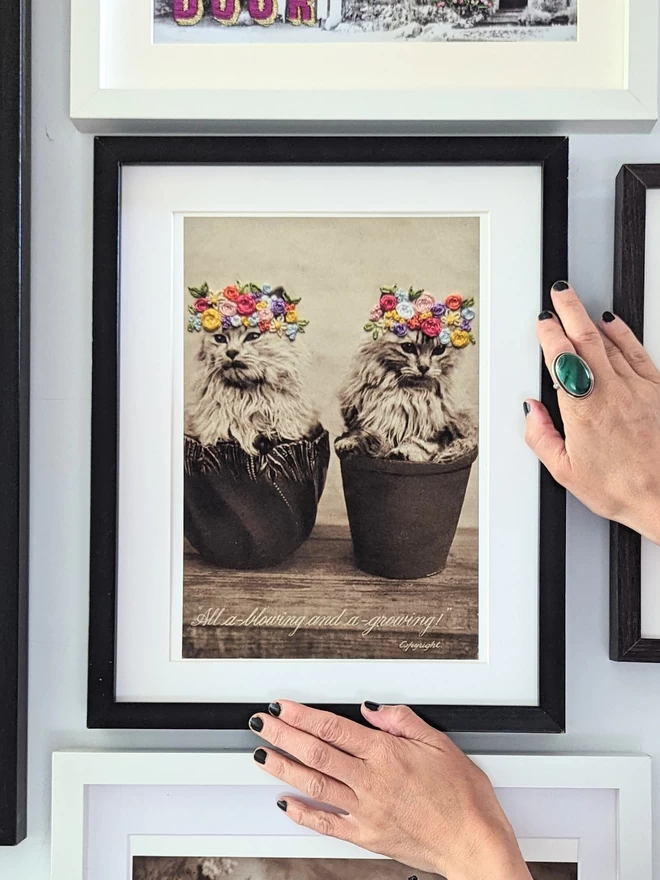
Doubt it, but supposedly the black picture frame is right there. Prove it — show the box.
[89,136,567,733]
[0,0,30,847]
[610,164,660,663]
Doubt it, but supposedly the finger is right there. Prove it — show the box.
[275,797,359,842]
[249,715,357,784]
[523,399,570,485]
[598,326,636,378]
[600,312,660,382]
[361,703,449,750]
[265,700,374,758]
[550,282,613,377]
[253,748,357,811]
[536,310,576,377]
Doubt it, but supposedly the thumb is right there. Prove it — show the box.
[361,703,449,749]
[524,399,569,484]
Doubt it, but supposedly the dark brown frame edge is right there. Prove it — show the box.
[88,136,567,732]
[0,0,30,847]
[610,164,660,662]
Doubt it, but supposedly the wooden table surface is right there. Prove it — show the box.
[183,524,478,660]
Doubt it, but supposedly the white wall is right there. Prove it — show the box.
[1,1,660,876]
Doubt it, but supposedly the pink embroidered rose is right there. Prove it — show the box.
[259,307,274,323]
[236,294,257,316]
[421,317,442,338]
[413,293,436,314]
[370,306,383,321]
[219,301,238,317]
[194,299,209,312]
[380,294,397,312]
[445,293,463,311]
[223,285,241,302]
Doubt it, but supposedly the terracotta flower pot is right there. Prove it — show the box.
[340,447,478,580]
[184,432,330,570]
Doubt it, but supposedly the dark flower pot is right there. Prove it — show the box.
[340,447,478,580]
[184,432,330,570]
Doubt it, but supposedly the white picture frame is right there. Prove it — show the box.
[69,0,658,130]
[50,751,652,880]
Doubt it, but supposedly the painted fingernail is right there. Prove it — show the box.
[552,280,570,292]
[254,748,267,765]
[364,701,381,711]
[249,715,264,732]
[268,702,282,717]
[277,799,288,812]
[538,310,554,321]
[523,401,531,417]
[602,311,616,323]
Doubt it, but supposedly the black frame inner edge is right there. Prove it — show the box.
[88,136,568,732]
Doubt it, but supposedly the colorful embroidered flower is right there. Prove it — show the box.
[241,317,251,327]
[222,316,232,330]
[271,318,284,333]
[223,285,241,302]
[201,309,221,332]
[207,294,219,305]
[259,320,271,333]
[444,310,461,326]
[396,301,415,320]
[259,308,274,323]
[271,298,286,316]
[431,302,446,318]
[284,303,296,313]
[439,329,452,345]
[445,293,463,311]
[384,317,394,330]
[380,294,397,312]
[369,306,383,321]
[414,293,436,314]
[451,329,471,348]
[194,299,209,312]
[395,288,410,301]
[421,317,442,337]
[461,307,475,321]
[460,319,472,331]
[285,324,299,340]
[236,294,256,316]
[262,284,272,294]
[219,301,238,317]
[285,311,298,324]
[393,322,408,337]
[408,314,422,331]
[230,315,243,328]
[256,300,268,311]
[188,314,202,332]
[248,314,260,326]
[419,310,433,321]
[384,310,397,320]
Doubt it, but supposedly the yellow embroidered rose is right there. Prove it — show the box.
[256,301,267,311]
[241,316,251,327]
[285,311,298,324]
[450,329,471,348]
[201,309,221,332]
[419,310,432,321]
[384,310,397,320]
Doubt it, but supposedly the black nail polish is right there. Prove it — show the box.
[268,702,282,717]
[602,311,616,323]
[277,799,288,812]
[538,310,554,321]
[254,748,267,765]
[249,715,264,732]
[364,701,381,711]
[552,280,570,292]
[523,401,531,417]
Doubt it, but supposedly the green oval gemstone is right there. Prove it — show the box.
[554,352,592,397]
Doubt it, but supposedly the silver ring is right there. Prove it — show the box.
[550,352,595,400]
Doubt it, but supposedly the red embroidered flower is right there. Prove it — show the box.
[194,299,209,312]
[285,303,296,313]
[223,285,241,302]
[445,293,463,311]
[380,294,397,312]
[408,314,421,330]
[421,317,442,337]
[259,320,271,333]
[236,294,257,316]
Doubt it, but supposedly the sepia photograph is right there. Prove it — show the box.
[155,0,577,43]
[182,215,480,661]
[132,855,578,880]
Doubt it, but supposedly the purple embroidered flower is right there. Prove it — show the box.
[431,303,446,318]
[271,297,286,316]
[221,316,232,330]
[460,319,472,331]
[393,322,408,338]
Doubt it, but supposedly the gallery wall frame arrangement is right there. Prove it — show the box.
[88,135,567,734]
[610,163,660,662]
[69,0,659,130]
[0,0,31,849]
[50,751,652,880]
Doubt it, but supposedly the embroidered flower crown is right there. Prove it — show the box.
[364,285,476,349]
[187,281,309,341]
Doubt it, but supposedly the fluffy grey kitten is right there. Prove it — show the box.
[335,333,476,462]
[186,324,320,455]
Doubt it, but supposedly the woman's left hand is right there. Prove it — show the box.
[249,701,529,880]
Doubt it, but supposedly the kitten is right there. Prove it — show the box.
[186,324,321,455]
[335,332,476,462]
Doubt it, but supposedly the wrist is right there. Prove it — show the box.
[445,825,530,880]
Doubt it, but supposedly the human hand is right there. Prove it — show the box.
[525,282,660,544]
[249,701,530,880]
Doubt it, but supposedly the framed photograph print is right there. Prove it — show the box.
[610,164,660,662]
[69,0,658,129]
[0,0,30,848]
[50,751,652,880]
[88,135,567,733]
